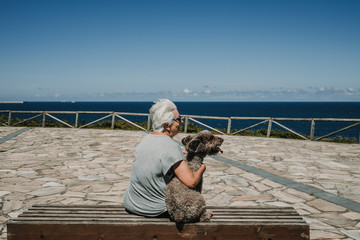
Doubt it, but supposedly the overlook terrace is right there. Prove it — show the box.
[0,127,359,239]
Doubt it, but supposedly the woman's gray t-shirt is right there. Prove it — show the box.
[123,134,185,217]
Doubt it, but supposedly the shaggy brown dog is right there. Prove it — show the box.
[165,130,224,223]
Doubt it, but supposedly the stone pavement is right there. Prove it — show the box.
[0,127,359,240]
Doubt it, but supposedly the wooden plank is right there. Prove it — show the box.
[21,211,301,217]
[31,205,297,211]
[8,223,310,240]
[16,215,305,221]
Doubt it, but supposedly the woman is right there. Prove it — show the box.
[123,99,206,217]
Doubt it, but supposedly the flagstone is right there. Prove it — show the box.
[0,191,10,197]
[341,230,360,240]
[2,200,23,214]
[261,179,283,188]
[78,175,104,181]
[206,192,233,206]
[8,210,23,219]
[232,195,272,201]
[42,182,64,187]
[342,211,360,220]
[308,199,347,212]
[220,175,249,187]
[269,190,304,203]
[251,182,271,192]
[311,230,345,239]
[303,217,336,230]
[28,187,66,197]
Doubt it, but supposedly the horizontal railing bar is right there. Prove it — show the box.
[231,117,272,120]
[274,118,314,121]
[6,111,76,114]
[310,118,360,122]
[187,115,229,120]
[115,112,149,116]
[231,117,360,122]
[0,111,149,116]
[73,111,114,114]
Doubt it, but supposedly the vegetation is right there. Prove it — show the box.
[0,115,358,144]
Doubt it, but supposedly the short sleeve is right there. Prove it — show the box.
[161,140,185,176]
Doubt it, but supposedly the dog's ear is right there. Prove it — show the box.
[182,135,192,146]
[187,139,201,153]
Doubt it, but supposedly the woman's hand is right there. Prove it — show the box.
[172,160,206,189]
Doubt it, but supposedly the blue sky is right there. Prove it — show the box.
[1,0,359,101]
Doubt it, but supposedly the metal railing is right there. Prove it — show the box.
[1,110,359,143]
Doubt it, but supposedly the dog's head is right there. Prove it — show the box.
[182,130,224,157]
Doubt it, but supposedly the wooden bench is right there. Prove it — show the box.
[7,204,309,240]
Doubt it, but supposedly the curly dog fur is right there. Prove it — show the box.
[165,130,224,223]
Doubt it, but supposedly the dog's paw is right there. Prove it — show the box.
[200,210,213,222]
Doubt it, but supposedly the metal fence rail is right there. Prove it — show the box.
[1,110,359,143]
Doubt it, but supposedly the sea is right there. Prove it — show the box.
[1,101,360,140]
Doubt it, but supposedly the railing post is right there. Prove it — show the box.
[75,112,79,128]
[310,119,315,141]
[147,115,151,131]
[8,111,12,126]
[227,118,232,135]
[111,112,115,130]
[267,118,272,138]
[184,116,189,133]
[42,112,46,127]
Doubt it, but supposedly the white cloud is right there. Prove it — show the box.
[345,88,359,96]
[183,88,192,94]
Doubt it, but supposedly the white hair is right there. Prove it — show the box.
[150,99,177,132]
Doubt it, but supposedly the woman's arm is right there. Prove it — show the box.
[172,160,206,189]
